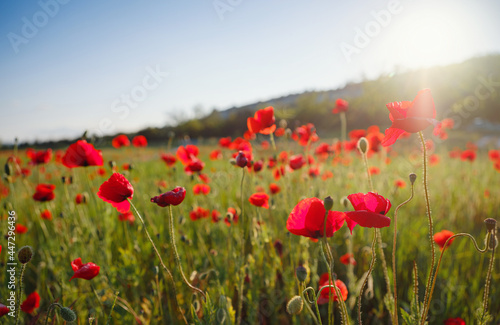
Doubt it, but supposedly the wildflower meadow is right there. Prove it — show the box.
[0,90,499,324]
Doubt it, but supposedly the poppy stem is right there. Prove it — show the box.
[391,180,415,325]
[340,111,347,143]
[270,132,277,151]
[14,264,26,325]
[302,286,322,325]
[481,228,495,321]
[127,199,188,325]
[43,303,63,325]
[358,229,377,325]
[418,131,436,324]
[422,232,490,322]
[167,204,207,300]
[236,168,246,325]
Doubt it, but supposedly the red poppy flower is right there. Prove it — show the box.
[488,149,500,161]
[247,106,276,134]
[308,167,320,178]
[21,292,40,313]
[235,151,248,168]
[27,148,52,165]
[269,183,281,194]
[132,135,147,147]
[176,145,199,165]
[16,224,28,234]
[394,179,406,189]
[69,258,100,281]
[209,149,222,160]
[253,160,264,172]
[292,124,319,146]
[368,167,380,175]
[75,193,86,204]
[97,167,106,176]
[112,134,130,148]
[449,148,461,159]
[184,158,205,174]
[261,141,270,150]
[0,303,9,317]
[41,209,52,220]
[193,184,210,195]
[189,207,210,221]
[62,140,104,168]
[460,149,476,162]
[243,130,256,140]
[211,210,221,223]
[161,153,177,167]
[429,154,440,166]
[345,192,391,232]
[97,173,134,213]
[273,166,286,181]
[382,89,437,147]
[349,129,366,140]
[118,211,135,224]
[317,273,348,304]
[322,171,334,180]
[332,98,348,114]
[219,137,232,148]
[286,197,348,238]
[198,173,210,183]
[275,127,285,137]
[289,154,306,170]
[340,253,357,265]
[33,183,56,202]
[434,230,455,250]
[315,143,332,157]
[224,207,239,226]
[151,187,186,207]
[249,192,270,209]
[443,317,465,325]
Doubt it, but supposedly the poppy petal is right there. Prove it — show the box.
[345,211,391,228]
[382,127,406,147]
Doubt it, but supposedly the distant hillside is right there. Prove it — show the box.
[7,54,500,149]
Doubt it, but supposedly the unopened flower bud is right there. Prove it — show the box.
[357,137,369,155]
[18,246,34,264]
[4,163,12,176]
[279,119,287,129]
[324,196,334,211]
[484,218,497,232]
[295,265,308,282]
[60,307,77,322]
[235,151,248,168]
[409,173,417,185]
[108,160,116,169]
[286,296,303,315]
[340,196,349,209]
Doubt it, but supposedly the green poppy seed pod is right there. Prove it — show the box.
[324,196,334,211]
[357,137,369,155]
[108,160,116,169]
[285,128,292,139]
[229,158,237,166]
[286,296,303,315]
[340,196,349,209]
[60,307,77,322]
[484,218,497,232]
[279,119,288,129]
[18,246,34,264]
[409,173,417,185]
[295,265,308,282]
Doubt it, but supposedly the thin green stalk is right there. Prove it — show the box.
[418,131,435,324]
[14,264,26,325]
[270,132,277,151]
[391,180,415,325]
[302,286,322,325]
[106,292,119,325]
[340,111,347,143]
[44,303,62,325]
[358,229,377,325]
[168,205,206,300]
[481,228,496,319]
[423,233,489,320]
[128,199,188,325]
[236,168,246,325]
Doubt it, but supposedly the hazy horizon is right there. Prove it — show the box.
[1,0,500,144]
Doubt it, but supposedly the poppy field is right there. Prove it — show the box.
[0,90,499,324]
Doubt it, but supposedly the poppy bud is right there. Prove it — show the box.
[61,176,66,184]
[324,196,334,211]
[340,196,349,209]
[484,218,497,232]
[286,296,303,315]
[18,246,34,264]
[409,173,417,185]
[235,151,248,168]
[108,160,116,169]
[357,137,369,155]
[60,307,77,322]
[279,119,288,129]
[295,265,308,282]
[285,128,292,139]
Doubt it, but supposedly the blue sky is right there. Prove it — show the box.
[1,0,499,143]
